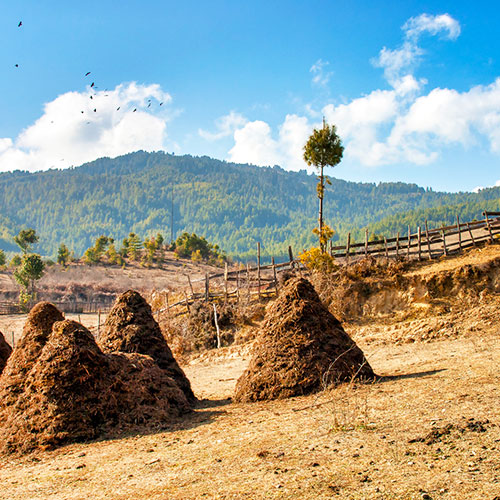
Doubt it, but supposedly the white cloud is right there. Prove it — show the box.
[496,180,500,187]
[198,111,248,141]
[310,59,332,87]
[0,82,174,172]
[373,13,460,86]
[228,115,312,171]
[403,13,460,41]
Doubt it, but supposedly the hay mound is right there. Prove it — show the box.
[234,277,375,402]
[0,319,190,454]
[100,290,195,404]
[0,331,12,374]
[0,302,64,406]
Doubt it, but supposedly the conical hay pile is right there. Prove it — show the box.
[0,302,64,406]
[0,320,110,454]
[0,331,12,374]
[100,290,195,404]
[234,277,375,402]
[0,320,191,454]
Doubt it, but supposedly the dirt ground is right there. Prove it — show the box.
[2,247,500,499]
[1,323,499,500]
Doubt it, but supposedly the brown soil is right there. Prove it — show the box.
[234,277,374,402]
[0,316,191,455]
[99,290,195,404]
[0,330,12,374]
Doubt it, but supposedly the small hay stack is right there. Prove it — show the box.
[0,319,191,454]
[0,302,64,405]
[234,277,375,402]
[0,330,12,374]
[100,290,195,404]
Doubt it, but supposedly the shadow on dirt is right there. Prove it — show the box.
[378,368,447,382]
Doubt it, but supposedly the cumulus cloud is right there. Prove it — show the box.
[373,13,460,87]
[198,111,247,141]
[0,82,174,172]
[310,59,332,87]
[228,115,312,171]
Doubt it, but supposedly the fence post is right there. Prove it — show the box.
[257,242,261,300]
[272,256,278,295]
[11,332,15,348]
[187,275,195,299]
[224,262,229,303]
[396,232,400,257]
[236,267,240,303]
[384,237,388,257]
[484,211,494,243]
[205,273,209,302]
[456,215,462,251]
[442,227,448,256]
[288,246,294,269]
[213,303,221,349]
[97,310,101,337]
[246,263,251,301]
[364,229,368,256]
[329,240,333,257]
[417,226,422,261]
[407,226,411,259]
[467,222,476,246]
[183,291,191,314]
[346,232,351,263]
[425,220,432,260]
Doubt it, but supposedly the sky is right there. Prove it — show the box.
[1,1,500,192]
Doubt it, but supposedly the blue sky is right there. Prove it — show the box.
[1,1,500,192]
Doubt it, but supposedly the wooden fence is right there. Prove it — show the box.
[161,211,500,316]
[328,211,500,262]
[0,300,114,316]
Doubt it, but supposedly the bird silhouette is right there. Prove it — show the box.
[90,95,93,99]
[159,102,163,106]
[90,82,95,88]
[93,109,97,112]
[85,72,91,76]
[15,64,19,68]
[133,108,137,112]
[18,21,22,27]
[116,107,120,111]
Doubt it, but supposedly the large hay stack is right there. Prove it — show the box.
[100,290,195,403]
[0,302,64,405]
[0,331,12,374]
[234,277,375,402]
[0,302,191,455]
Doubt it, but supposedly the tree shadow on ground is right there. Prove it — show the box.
[377,368,447,383]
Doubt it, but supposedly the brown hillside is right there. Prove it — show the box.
[234,277,375,402]
[99,290,195,404]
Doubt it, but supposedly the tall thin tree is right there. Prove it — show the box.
[303,119,344,252]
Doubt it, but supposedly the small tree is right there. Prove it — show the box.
[14,228,39,254]
[303,119,344,252]
[125,233,143,261]
[57,243,71,266]
[0,249,5,268]
[14,253,45,309]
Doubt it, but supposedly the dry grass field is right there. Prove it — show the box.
[1,245,500,499]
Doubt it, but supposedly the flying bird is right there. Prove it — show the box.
[15,64,19,68]
[116,107,120,110]
[18,21,22,27]
[133,108,137,112]
[90,82,95,88]
[85,72,91,76]
[159,102,163,106]
[148,103,151,108]
[90,95,93,99]
[93,108,97,112]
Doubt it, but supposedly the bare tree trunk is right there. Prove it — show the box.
[318,164,324,252]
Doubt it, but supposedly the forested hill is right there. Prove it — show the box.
[0,151,499,260]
